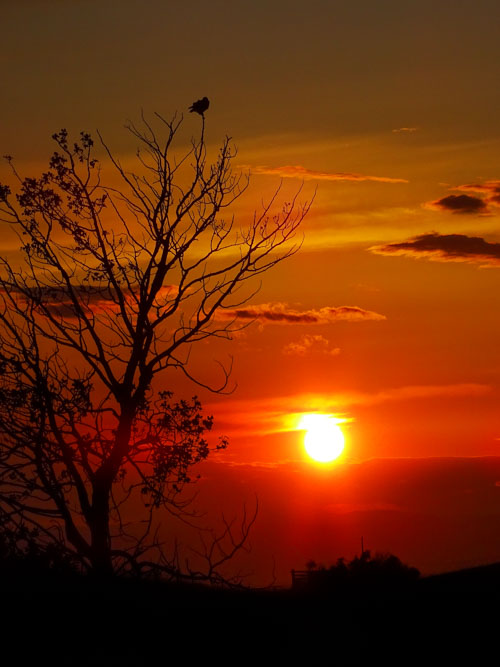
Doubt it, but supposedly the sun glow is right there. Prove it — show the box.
[298,413,345,463]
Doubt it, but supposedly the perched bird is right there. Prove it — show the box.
[189,97,210,116]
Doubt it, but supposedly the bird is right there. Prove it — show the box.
[189,97,210,116]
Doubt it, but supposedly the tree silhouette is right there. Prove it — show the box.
[0,112,311,580]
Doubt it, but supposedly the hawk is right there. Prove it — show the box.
[189,97,210,116]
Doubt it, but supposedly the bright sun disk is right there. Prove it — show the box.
[298,413,345,463]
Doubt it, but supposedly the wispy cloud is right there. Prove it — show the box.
[367,383,491,403]
[392,127,419,133]
[207,384,490,436]
[282,334,340,356]
[370,232,500,266]
[239,164,408,184]
[325,502,402,514]
[219,302,386,324]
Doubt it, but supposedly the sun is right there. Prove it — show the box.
[298,413,345,463]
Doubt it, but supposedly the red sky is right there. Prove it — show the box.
[2,0,500,585]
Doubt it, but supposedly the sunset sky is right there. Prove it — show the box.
[2,0,500,584]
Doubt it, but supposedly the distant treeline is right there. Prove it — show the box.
[292,550,420,592]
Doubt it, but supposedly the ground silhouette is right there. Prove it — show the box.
[2,548,499,665]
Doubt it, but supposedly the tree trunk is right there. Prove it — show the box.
[89,480,113,577]
[88,410,134,576]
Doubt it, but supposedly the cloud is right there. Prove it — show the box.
[427,194,489,215]
[220,302,386,324]
[5,284,121,318]
[366,383,491,404]
[240,164,408,184]
[325,502,402,514]
[426,180,500,215]
[8,283,179,317]
[370,233,500,266]
[455,180,500,206]
[392,127,418,133]
[283,334,341,356]
[205,383,490,437]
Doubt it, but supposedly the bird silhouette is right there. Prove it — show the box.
[189,97,210,116]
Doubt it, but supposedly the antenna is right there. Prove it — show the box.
[361,536,364,555]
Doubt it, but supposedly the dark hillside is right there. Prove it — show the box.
[1,558,500,666]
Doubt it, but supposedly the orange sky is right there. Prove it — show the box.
[2,0,500,584]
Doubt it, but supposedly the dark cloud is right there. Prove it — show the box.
[220,302,386,324]
[371,232,500,266]
[7,284,177,318]
[427,194,489,215]
[426,180,500,215]
[3,284,119,317]
[455,181,500,206]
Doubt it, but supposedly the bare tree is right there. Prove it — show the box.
[0,112,310,580]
